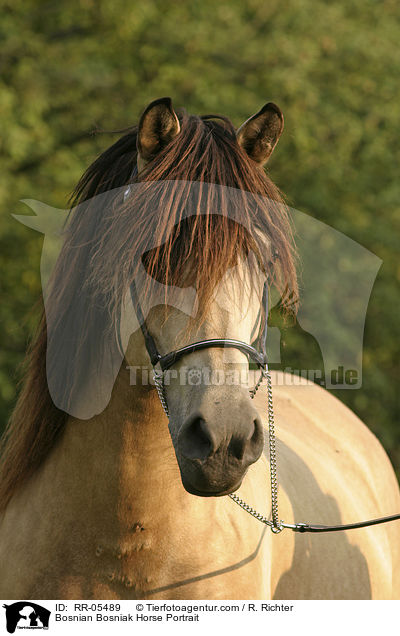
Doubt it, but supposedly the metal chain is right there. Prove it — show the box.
[265,371,281,532]
[154,365,282,534]
[226,493,275,527]
[249,368,266,398]
[229,369,282,533]
[153,370,169,417]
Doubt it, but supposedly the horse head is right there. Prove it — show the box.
[122,97,286,496]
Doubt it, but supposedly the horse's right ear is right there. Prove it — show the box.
[137,97,180,170]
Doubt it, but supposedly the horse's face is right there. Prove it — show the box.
[123,96,286,496]
[127,262,265,497]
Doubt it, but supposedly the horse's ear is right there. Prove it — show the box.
[237,102,284,165]
[137,97,180,169]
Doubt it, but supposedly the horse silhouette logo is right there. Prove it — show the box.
[13,183,382,420]
[3,602,50,633]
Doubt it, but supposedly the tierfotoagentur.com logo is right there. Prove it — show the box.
[126,365,359,387]
[3,603,50,633]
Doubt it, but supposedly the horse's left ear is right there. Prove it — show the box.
[137,97,181,169]
[237,103,284,165]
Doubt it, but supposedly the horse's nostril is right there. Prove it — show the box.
[251,417,263,447]
[228,436,246,461]
[227,417,263,461]
[179,416,215,461]
[179,411,263,465]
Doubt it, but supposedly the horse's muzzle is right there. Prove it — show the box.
[176,407,264,496]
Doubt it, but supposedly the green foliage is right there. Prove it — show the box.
[1,0,399,473]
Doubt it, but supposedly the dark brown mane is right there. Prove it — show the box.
[0,108,297,511]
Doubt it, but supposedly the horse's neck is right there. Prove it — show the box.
[2,336,276,598]
[25,356,182,541]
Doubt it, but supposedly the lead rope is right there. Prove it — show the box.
[153,365,283,534]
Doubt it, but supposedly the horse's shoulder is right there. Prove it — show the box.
[258,372,400,600]
[268,370,383,451]
[255,371,400,511]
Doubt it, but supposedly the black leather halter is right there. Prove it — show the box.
[129,279,269,372]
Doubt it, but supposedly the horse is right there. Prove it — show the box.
[0,98,399,600]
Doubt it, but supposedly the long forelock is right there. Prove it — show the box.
[85,111,297,330]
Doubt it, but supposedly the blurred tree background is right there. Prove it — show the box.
[1,0,399,475]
